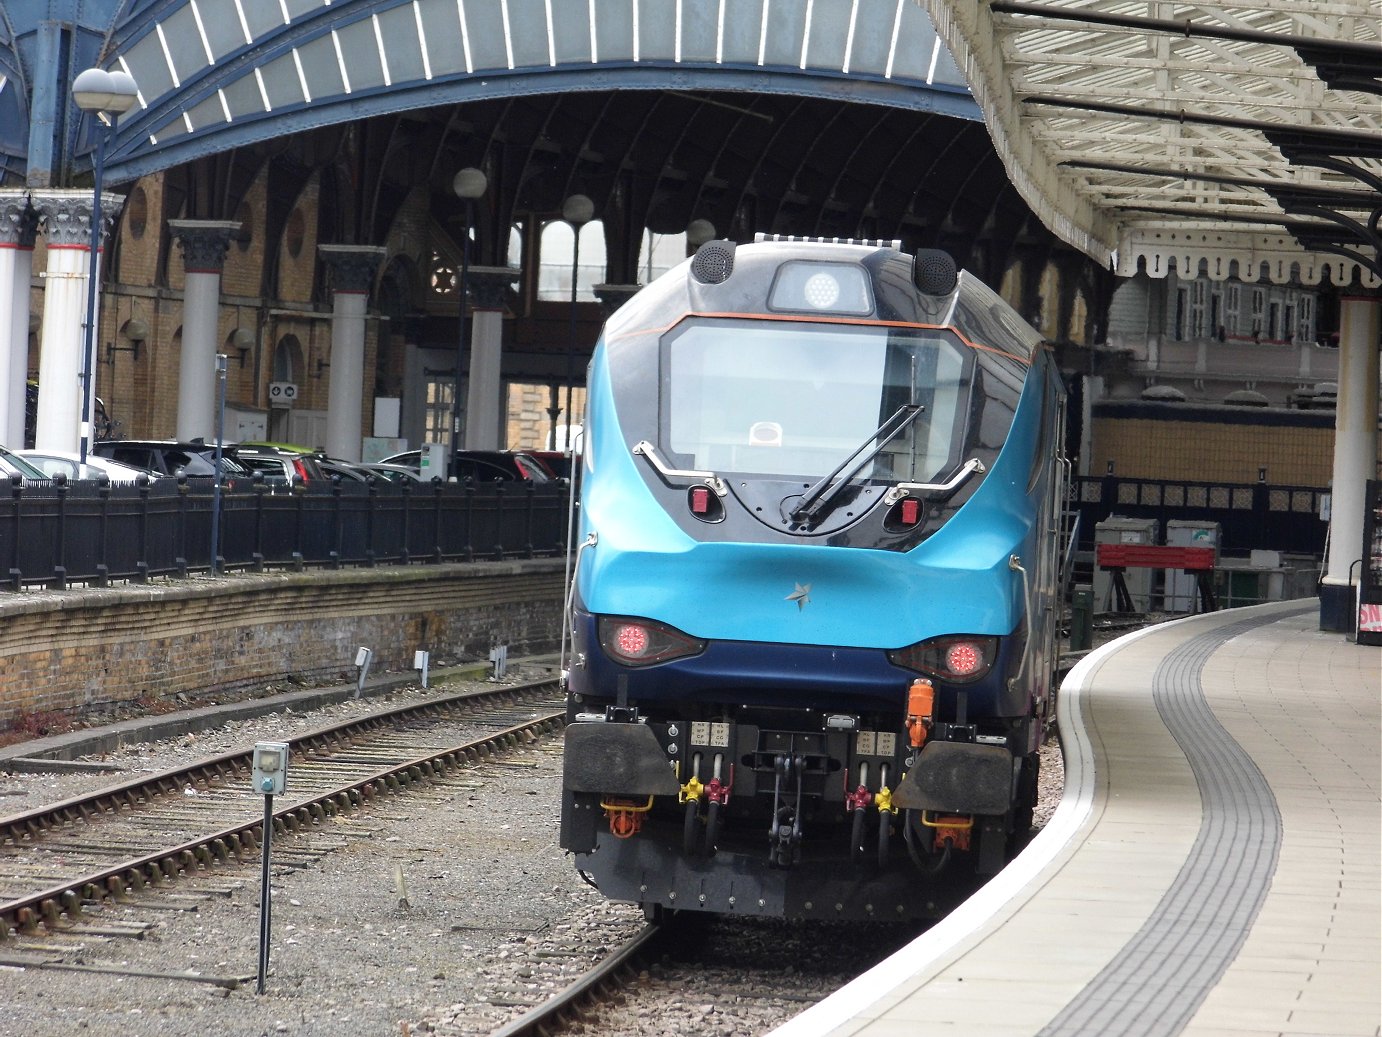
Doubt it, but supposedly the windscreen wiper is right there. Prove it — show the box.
[790,404,924,527]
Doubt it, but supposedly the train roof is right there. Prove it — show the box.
[602,238,1044,364]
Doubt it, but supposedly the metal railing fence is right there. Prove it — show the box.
[0,475,570,591]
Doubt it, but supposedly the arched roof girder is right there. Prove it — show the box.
[725,96,814,236]
[861,115,940,236]
[816,106,906,236]
[91,0,978,185]
[607,93,728,235]
[0,11,26,183]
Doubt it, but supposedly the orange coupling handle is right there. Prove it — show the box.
[905,678,935,749]
[600,796,654,839]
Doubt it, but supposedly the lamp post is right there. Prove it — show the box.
[561,194,594,456]
[451,167,487,477]
[211,353,227,575]
[71,67,138,465]
[686,218,716,252]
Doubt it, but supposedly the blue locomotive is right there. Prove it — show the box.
[560,236,1066,922]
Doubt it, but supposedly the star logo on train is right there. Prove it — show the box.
[786,583,812,610]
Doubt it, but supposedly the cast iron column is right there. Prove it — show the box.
[169,220,241,442]
[318,245,386,462]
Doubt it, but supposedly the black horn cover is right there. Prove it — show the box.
[691,240,737,284]
[912,249,958,296]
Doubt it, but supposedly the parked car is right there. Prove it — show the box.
[225,444,327,487]
[93,440,249,481]
[379,449,553,483]
[523,450,577,481]
[16,449,157,484]
[229,442,372,486]
[0,444,50,483]
[316,458,371,484]
[353,462,433,485]
[233,440,321,454]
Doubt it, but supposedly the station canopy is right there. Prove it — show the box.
[922,0,1382,287]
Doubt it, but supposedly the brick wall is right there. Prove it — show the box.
[0,560,564,731]
[1091,408,1336,485]
[506,383,586,450]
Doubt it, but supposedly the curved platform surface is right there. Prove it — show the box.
[770,600,1380,1037]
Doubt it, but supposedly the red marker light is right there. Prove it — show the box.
[599,616,707,667]
[690,487,710,514]
[614,623,650,658]
[900,498,920,525]
[945,641,983,676]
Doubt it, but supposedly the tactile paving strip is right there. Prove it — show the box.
[1037,607,1311,1037]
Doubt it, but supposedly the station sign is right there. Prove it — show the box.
[268,382,298,406]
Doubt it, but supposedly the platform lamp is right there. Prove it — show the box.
[72,67,138,465]
[561,194,594,456]
[686,218,716,252]
[450,167,487,477]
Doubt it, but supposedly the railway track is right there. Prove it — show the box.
[489,922,668,1037]
[485,910,924,1037]
[0,677,563,945]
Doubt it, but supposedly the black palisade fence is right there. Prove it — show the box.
[0,474,570,591]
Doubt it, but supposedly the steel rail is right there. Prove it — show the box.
[0,678,556,846]
[488,923,667,1037]
[0,681,563,940]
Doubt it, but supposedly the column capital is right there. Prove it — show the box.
[593,283,642,316]
[31,189,123,248]
[319,244,387,295]
[169,219,242,274]
[0,192,38,248]
[467,266,521,310]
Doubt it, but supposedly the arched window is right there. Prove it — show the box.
[273,335,301,384]
[636,229,687,285]
[537,220,605,302]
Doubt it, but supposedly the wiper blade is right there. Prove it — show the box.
[790,404,925,526]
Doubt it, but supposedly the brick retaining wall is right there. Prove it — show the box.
[0,560,565,731]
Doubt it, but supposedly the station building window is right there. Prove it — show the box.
[1170,275,1316,345]
[424,379,456,450]
[537,220,605,302]
[1296,295,1315,344]
[636,230,688,284]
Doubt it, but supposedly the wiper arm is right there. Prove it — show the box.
[790,404,925,526]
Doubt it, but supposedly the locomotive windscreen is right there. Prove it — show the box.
[663,318,969,481]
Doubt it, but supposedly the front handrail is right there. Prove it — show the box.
[883,457,987,504]
[631,441,728,496]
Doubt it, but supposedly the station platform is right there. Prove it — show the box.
[771,600,1380,1037]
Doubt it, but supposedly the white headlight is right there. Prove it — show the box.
[768,261,873,315]
[803,272,841,309]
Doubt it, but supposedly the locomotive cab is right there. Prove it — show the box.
[560,237,1066,922]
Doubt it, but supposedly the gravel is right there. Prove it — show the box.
[0,670,1065,1037]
